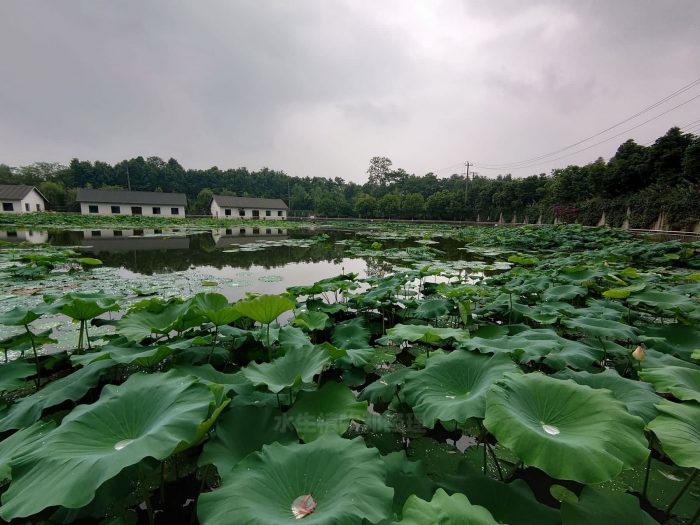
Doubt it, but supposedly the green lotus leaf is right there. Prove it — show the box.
[639,366,700,402]
[602,282,646,299]
[0,360,115,431]
[414,298,451,319]
[233,294,295,325]
[116,299,194,341]
[638,324,700,361]
[0,360,35,392]
[199,405,297,480]
[49,291,120,321]
[169,364,250,395]
[77,257,103,266]
[0,305,49,326]
[242,344,330,393]
[387,324,469,345]
[197,434,393,525]
[193,292,240,326]
[647,400,700,468]
[508,254,538,266]
[561,486,657,525]
[542,285,587,302]
[562,317,638,340]
[0,420,55,482]
[381,451,436,517]
[0,370,216,520]
[484,373,649,483]
[293,310,329,331]
[359,367,412,404]
[554,368,661,422]
[288,382,367,442]
[393,488,499,524]
[437,464,560,525]
[627,290,697,314]
[331,317,370,349]
[403,350,519,428]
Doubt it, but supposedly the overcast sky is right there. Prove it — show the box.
[1,1,699,182]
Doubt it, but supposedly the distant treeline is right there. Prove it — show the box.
[1,127,699,229]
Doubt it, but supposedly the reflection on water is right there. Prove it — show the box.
[0,229,49,244]
[211,227,289,247]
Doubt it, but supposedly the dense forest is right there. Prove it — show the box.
[2,127,699,229]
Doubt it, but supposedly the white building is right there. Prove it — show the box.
[210,195,288,220]
[0,185,48,213]
[76,189,186,216]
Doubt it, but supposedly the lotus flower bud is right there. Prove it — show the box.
[632,345,646,361]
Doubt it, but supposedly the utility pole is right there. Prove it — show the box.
[463,161,472,204]
[126,164,132,191]
[288,181,291,216]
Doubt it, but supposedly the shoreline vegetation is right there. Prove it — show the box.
[1,126,699,231]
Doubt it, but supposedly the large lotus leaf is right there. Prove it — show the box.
[0,420,55,482]
[554,369,660,422]
[199,405,298,480]
[627,290,697,315]
[402,350,519,428]
[0,305,49,326]
[437,464,560,525]
[233,294,295,325]
[647,400,700,468]
[50,292,120,321]
[387,324,469,345]
[287,382,367,442]
[414,298,452,319]
[197,434,393,525]
[381,451,436,517]
[0,359,115,431]
[602,282,646,299]
[542,284,587,302]
[641,348,700,371]
[393,488,499,525]
[638,324,700,361]
[0,371,215,520]
[562,317,637,340]
[193,292,240,326]
[242,344,329,393]
[169,364,251,395]
[293,310,330,331]
[639,366,700,402]
[484,373,649,483]
[331,317,370,349]
[561,486,657,525]
[359,367,412,404]
[116,300,193,341]
[0,360,35,392]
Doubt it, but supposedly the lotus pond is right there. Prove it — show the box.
[0,223,699,524]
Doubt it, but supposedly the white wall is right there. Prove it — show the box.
[79,202,185,216]
[1,189,46,213]
[210,203,287,220]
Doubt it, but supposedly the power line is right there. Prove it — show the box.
[474,92,700,171]
[477,75,700,169]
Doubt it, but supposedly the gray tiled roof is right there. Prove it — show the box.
[0,185,47,202]
[212,195,288,209]
[76,189,187,206]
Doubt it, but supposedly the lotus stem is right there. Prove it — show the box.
[24,324,40,389]
[642,435,654,501]
[666,469,697,516]
[84,321,92,350]
[77,320,84,354]
[207,327,219,364]
[486,441,504,481]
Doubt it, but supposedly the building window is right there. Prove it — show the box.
[252,210,260,217]
[7,231,17,237]
[89,205,99,214]
[36,204,41,211]
[266,210,271,217]
[154,229,162,234]
[131,206,142,215]
[114,230,122,237]
[225,208,232,216]
[134,229,143,236]
[266,228,272,234]
[171,207,179,215]
[25,203,30,211]
[278,210,283,217]
[239,209,245,216]
[91,230,101,237]
[152,207,161,215]
[239,228,246,234]
[253,228,260,234]
[111,205,121,214]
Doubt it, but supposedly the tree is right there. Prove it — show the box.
[367,157,393,186]
[192,188,214,214]
[682,138,700,184]
[401,193,425,219]
[377,193,402,218]
[353,193,378,218]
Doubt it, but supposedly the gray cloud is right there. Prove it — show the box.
[1,0,699,181]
